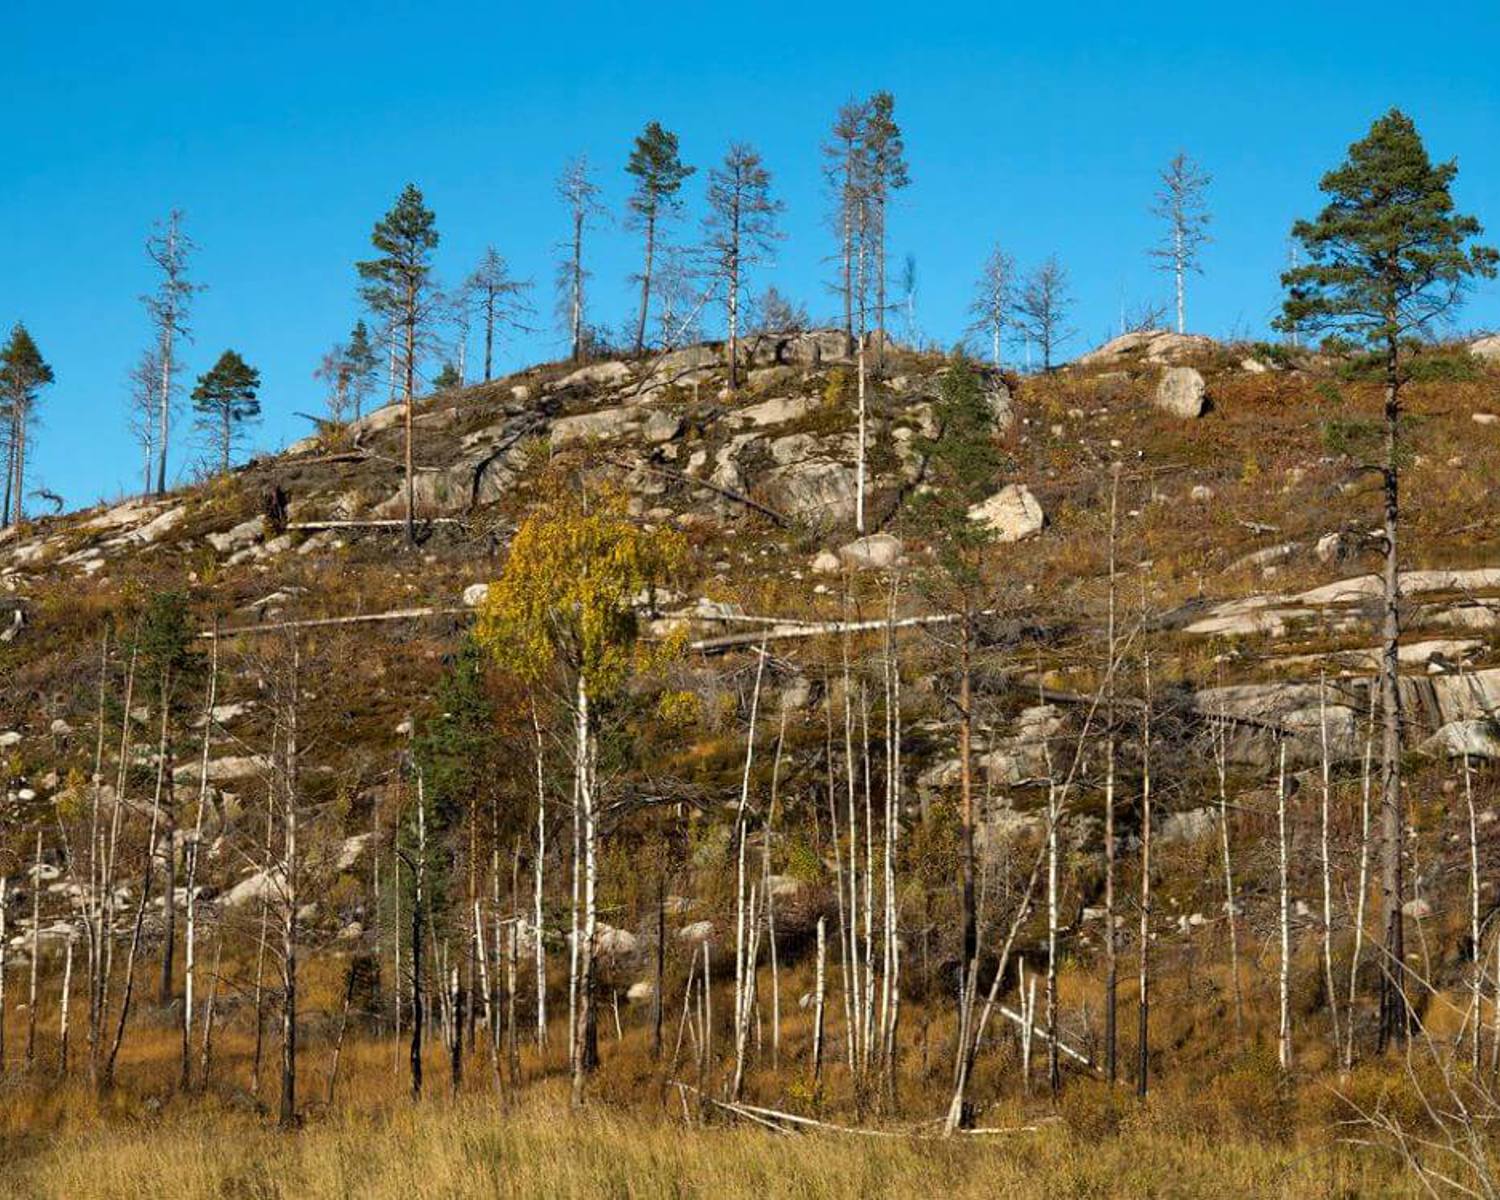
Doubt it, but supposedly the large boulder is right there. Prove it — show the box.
[985,378,1015,430]
[736,395,819,428]
[345,403,405,439]
[550,406,640,446]
[552,360,631,391]
[837,533,903,571]
[761,460,859,527]
[1470,334,1500,363]
[968,484,1045,542]
[1079,329,1218,367]
[1154,367,1208,418]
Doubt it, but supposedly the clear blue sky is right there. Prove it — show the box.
[7,0,1500,512]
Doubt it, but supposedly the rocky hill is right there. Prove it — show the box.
[4,325,1500,1031]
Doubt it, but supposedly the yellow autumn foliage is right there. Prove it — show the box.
[474,486,686,696]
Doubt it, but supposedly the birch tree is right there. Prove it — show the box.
[1279,109,1496,1049]
[1148,152,1211,334]
[357,184,440,546]
[475,484,684,1105]
[966,245,1015,369]
[704,143,782,392]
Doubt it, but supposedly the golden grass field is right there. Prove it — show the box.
[0,987,1443,1200]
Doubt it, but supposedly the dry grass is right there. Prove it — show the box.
[2,1080,1413,1200]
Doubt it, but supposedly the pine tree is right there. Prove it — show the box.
[344,320,378,422]
[357,184,440,545]
[822,99,868,350]
[1279,109,1496,1051]
[861,91,909,365]
[704,143,783,390]
[0,323,55,527]
[902,358,1005,1061]
[626,123,694,355]
[191,350,261,474]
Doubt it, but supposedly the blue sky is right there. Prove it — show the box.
[7,0,1500,511]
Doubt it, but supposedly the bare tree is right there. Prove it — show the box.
[1014,257,1074,372]
[466,248,533,382]
[142,211,202,496]
[704,143,783,391]
[1148,151,1212,335]
[966,243,1016,368]
[314,342,353,425]
[822,98,868,351]
[556,157,602,362]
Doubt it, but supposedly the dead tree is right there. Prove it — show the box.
[1148,152,1212,335]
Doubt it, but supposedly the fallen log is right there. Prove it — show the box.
[203,606,467,639]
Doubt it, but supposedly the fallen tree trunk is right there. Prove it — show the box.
[203,607,468,639]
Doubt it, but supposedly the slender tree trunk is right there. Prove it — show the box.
[483,292,495,382]
[530,703,548,1053]
[1319,679,1342,1056]
[1377,333,1407,1051]
[402,284,417,547]
[854,231,869,536]
[812,916,826,1083]
[958,618,977,985]
[1277,739,1292,1072]
[156,308,173,496]
[410,783,426,1100]
[199,932,221,1086]
[26,831,41,1071]
[634,215,656,355]
[1345,695,1376,1073]
[571,677,598,1106]
[58,930,74,1076]
[1103,470,1119,1083]
[653,871,665,1060]
[1466,746,1482,1070]
[1046,770,1060,1098]
[279,647,300,1130]
[1136,654,1152,1098]
[1215,719,1244,1043]
[570,213,585,362]
[0,877,8,1069]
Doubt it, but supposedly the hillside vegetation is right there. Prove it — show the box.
[4,328,1500,1194]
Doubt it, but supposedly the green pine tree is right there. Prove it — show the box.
[902,356,1006,1019]
[358,184,439,544]
[0,322,55,527]
[1278,108,1497,1050]
[191,349,261,474]
[345,319,379,421]
[625,123,694,354]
